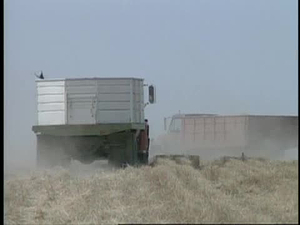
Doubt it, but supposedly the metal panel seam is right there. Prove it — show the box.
[64,81,67,125]
[130,79,133,122]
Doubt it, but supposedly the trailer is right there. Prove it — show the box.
[155,114,298,160]
[32,77,156,168]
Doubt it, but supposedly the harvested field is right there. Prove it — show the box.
[4,158,298,224]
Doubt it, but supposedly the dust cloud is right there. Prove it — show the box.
[284,148,298,160]
[150,133,298,162]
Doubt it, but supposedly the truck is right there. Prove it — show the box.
[32,77,156,168]
[152,113,298,160]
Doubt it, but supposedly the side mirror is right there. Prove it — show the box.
[164,117,167,131]
[149,85,156,104]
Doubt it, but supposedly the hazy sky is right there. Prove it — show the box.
[4,0,298,166]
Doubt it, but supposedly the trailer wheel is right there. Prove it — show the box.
[188,155,200,169]
[138,151,149,165]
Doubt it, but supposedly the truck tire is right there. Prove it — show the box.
[107,131,138,167]
[108,146,125,168]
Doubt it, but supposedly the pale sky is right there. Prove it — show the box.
[4,0,298,166]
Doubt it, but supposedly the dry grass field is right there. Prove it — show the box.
[4,158,298,224]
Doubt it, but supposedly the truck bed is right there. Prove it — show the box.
[180,115,298,156]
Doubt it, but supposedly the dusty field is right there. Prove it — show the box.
[4,158,298,224]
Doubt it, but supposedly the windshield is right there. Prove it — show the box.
[169,118,182,132]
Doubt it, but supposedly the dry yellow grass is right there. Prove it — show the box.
[4,158,298,224]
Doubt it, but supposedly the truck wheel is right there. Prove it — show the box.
[108,149,125,168]
[138,152,149,165]
[106,132,132,168]
[188,155,200,169]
